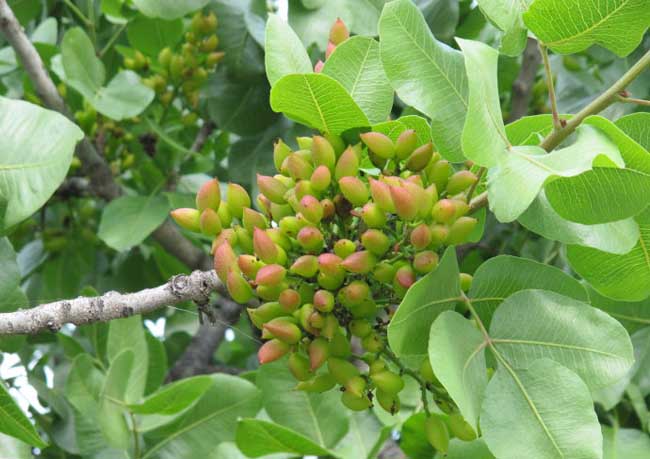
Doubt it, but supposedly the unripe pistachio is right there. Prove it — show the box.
[266,228,291,252]
[296,136,313,150]
[313,289,335,312]
[452,199,470,218]
[349,319,372,337]
[294,180,317,201]
[320,314,338,339]
[317,271,345,290]
[290,255,319,278]
[360,132,395,159]
[339,177,369,207]
[170,208,201,232]
[329,17,349,45]
[242,208,268,233]
[333,239,356,259]
[226,183,251,219]
[381,175,402,187]
[376,389,400,415]
[328,357,360,386]
[430,224,449,246]
[255,264,286,286]
[299,195,324,223]
[350,298,377,319]
[196,178,221,211]
[273,139,292,172]
[446,170,478,195]
[394,264,416,289]
[309,337,330,370]
[199,34,218,52]
[200,208,222,236]
[288,353,312,381]
[361,331,384,352]
[311,165,332,191]
[212,228,237,253]
[227,269,254,304]
[368,150,388,169]
[238,255,263,279]
[217,201,232,227]
[410,224,432,250]
[344,375,367,398]
[428,160,451,192]
[340,280,371,307]
[432,199,457,224]
[329,331,352,357]
[279,215,304,237]
[405,142,434,172]
[257,174,288,204]
[369,359,386,374]
[361,229,391,256]
[371,370,405,395]
[395,129,418,160]
[389,185,418,221]
[335,146,359,180]
[311,135,336,170]
[296,373,336,392]
[314,59,324,72]
[270,203,293,221]
[326,41,336,59]
[309,310,325,329]
[284,153,314,180]
[258,339,290,364]
[248,302,284,329]
[158,47,173,67]
[369,178,395,213]
[413,251,439,274]
[373,261,396,283]
[449,413,477,441]
[257,194,272,216]
[206,51,225,66]
[297,226,324,253]
[447,217,477,246]
[279,288,301,313]
[459,273,473,292]
[214,242,237,282]
[421,185,439,218]
[359,202,387,228]
[424,416,449,453]
[263,317,301,344]
[341,392,372,411]
[296,303,317,334]
[233,226,253,253]
[419,358,440,385]
[253,228,279,264]
[341,251,377,274]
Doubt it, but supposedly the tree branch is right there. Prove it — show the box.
[508,38,542,123]
[0,270,221,335]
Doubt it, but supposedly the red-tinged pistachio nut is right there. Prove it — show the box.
[430,224,449,246]
[405,142,433,171]
[335,146,359,180]
[311,135,336,171]
[326,40,336,59]
[410,224,432,250]
[345,375,367,397]
[360,131,395,159]
[373,261,396,283]
[314,59,324,73]
[425,415,449,453]
[299,195,324,223]
[340,280,371,307]
[381,175,402,187]
[369,178,395,212]
[226,183,251,219]
[333,239,356,259]
[257,282,288,302]
[263,317,301,344]
[460,273,473,292]
[447,217,478,245]
[257,174,288,204]
[452,199,470,218]
[170,208,201,232]
[318,271,345,290]
[320,314,338,339]
[413,251,439,274]
[405,174,423,186]
[389,185,418,221]
[349,319,372,337]
[318,253,344,276]
[214,241,237,282]
[311,165,332,191]
[199,208,222,236]
[341,251,377,274]
[309,337,330,370]
[255,264,286,286]
[360,202,387,228]
[361,229,391,256]
[256,193,272,216]
[217,201,232,227]
[313,289,335,312]
[258,339,290,364]
[394,264,416,289]
[211,228,237,254]
[226,269,254,304]
[242,207,268,233]
[321,198,335,220]
[329,331,352,357]
[294,179,317,200]
[288,352,312,381]
[432,199,457,224]
[296,373,336,392]
[233,226,253,253]
[285,153,314,180]
[339,176,369,207]
[253,227,279,264]
[195,178,221,211]
[361,331,384,352]
[376,389,400,415]
[395,129,418,160]
[449,413,478,441]
[427,160,451,192]
[446,170,478,195]
[309,310,325,328]
[290,254,319,278]
[341,391,372,411]
[371,370,405,395]
[238,254,263,279]
[297,226,325,253]
[328,357,360,386]
[329,17,350,45]
[279,288,301,312]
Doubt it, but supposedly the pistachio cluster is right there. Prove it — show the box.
[171,128,479,425]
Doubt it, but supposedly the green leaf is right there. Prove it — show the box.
[61,27,104,90]
[132,0,209,19]
[335,411,390,459]
[0,97,83,230]
[616,113,650,153]
[322,36,393,124]
[0,238,28,352]
[388,247,461,367]
[505,114,555,145]
[439,438,496,459]
[545,167,650,224]
[129,376,213,415]
[256,360,349,448]
[602,426,650,459]
[428,311,487,430]
[379,0,468,161]
[235,419,335,457]
[264,14,312,86]
[142,375,261,459]
[481,358,602,459]
[568,207,650,301]
[98,350,132,449]
[107,316,149,403]
[98,195,170,252]
[588,287,650,334]
[469,255,588,326]
[458,38,508,167]
[270,73,369,134]
[287,0,351,51]
[488,124,624,222]
[0,380,46,447]
[490,290,633,390]
[523,0,650,56]
[144,332,168,395]
[0,432,33,459]
[126,16,183,57]
[399,412,435,459]
[586,116,650,176]
[475,0,533,56]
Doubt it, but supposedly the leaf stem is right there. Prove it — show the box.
[617,95,650,107]
[99,23,127,58]
[130,411,140,459]
[466,167,485,202]
[469,190,488,214]
[540,49,650,152]
[62,0,90,25]
[539,43,562,132]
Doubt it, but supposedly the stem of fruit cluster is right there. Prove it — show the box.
[469,190,488,213]
[466,167,485,201]
[617,95,650,107]
[381,347,434,415]
[62,0,91,26]
[540,49,650,152]
[539,43,562,132]
[99,23,127,58]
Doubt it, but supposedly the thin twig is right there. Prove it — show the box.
[539,43,562,131]
[99,23,127,58]
[617,95,650,107]
[466,167,485,202]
